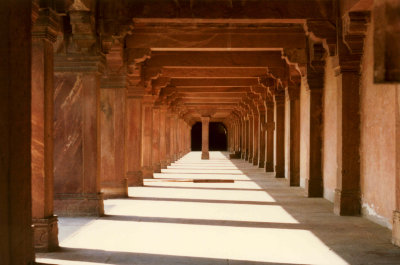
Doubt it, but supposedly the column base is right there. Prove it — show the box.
[54,193,104,217]
[201,152,209,160]
[153,163,162,173]
[247,155,253,163]
[229,152,241,159]
[252,158,258,166]
[127,171,143,186]
[258,160,265,168]
[305,178,323,197]
[142,167,154,179]
[392,211,400,247]
[160,160,168,169]
[333,189,361,216]
[275,165,284,178]
[265,162,274,172]
[101,179,128,199]
[289,174,300,187]
[241,152,246,159]
[33,215,59,252]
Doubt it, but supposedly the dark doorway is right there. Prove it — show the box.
[191,122,228,151]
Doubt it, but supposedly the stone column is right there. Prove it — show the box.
[170,114,178,162]
[394,79,400,246]
[287,87,301,186]
[201,116,210,159]
[31,7,59,252]
[100,78,127,198]
[126,97,143,186]
[141,97,154,179]
[53,54,104,216]
[305,87,323,197]
[241,117,247,159]
[166,112,172,165]
[274,93,285,178]
[258,106,266,168]
[0,0,34,262]
[152,106,161,173]
[159,106,168,168]
[248,114,254,163]
[265,101,275,172]
[252,109,260,166]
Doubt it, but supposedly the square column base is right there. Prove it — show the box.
[153,163,162,173]
[265,162,274,172]
[160,160,168,169]
[305,178,323,197]
[127,171,143,186]
[54,193,104,217]
[201,152,209,160]
[392,211,400,247]
[33,215,59,252]
[258,161,265,168]
[101,179,128,199]
[333,189,361,216]
[142,167,154,179]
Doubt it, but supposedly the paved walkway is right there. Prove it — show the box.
[37,152,400,265]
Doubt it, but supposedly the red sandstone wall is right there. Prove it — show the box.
[359,18,398,228]
[322,57,339,202]
[300,80,310,187]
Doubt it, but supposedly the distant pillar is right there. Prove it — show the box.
[258,106,266,168]
[201,116,210,159]
[252,110,260,166]
[265,102,275,172]
[159,106,168,168]
[152,106,161,173]
[248,114,254,162]
[141,97,154,179]
[274,93,285,178]
[287,87,300,186]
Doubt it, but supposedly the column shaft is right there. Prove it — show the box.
[152,107,161,173]
[287,89,300,186]
[265,102,275,172]
[274,94,285,178]
[141,100,154,179]
[201,116,210,159]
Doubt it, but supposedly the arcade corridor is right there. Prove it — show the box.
[37,152,400,265]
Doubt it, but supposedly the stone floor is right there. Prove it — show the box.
[37,151,400,265]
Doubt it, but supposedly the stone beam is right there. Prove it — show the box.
[145,51,285,68]
[161,67,270,78]
[171,78,259,87]
[174,87,250,93]
[178,92,246,98]
[126,24,306,49]
[180,98,242,104]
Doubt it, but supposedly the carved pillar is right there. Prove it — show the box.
[201,116,210,159]
[159,106,168,168]
[166,111,172,164]
[53,54,104,216]
[258,106,266,168]
[126,97,143,186]
[334,11,370,214]
[31,7,59,252]
[152,106,161,173]
[394,81,400,246]
[274,93,285,178]
[287,87,301,186]
[170,114,178,162]
[100,77,127,198]
[265,101,275,172]
[252,108,260,166]
[248,114,254,162]
[241,117,247,159]
[0,0,34,262]
[141,97,154,179]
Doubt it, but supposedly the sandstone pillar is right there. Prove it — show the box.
[126,97,143,186]
[265,102,275,172]
[152,107,161,173]
[100,80,127,198]
[241,117,247,159]
[166,112,172,165]
[248,114,254,162]
[394,77,400,246]
[305,87,323,197]
[287,88,301,186]
[252,109,260,166]
[53,54,104,216]
[31,7,59,252]
[258,106,267,168]
[159,106,168,168]
[201,116,210,159]
[141,97,154,179]
[0,0,34,262]
[170,114,178,162]
[274,93,285,178]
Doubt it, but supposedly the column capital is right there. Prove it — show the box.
[32,8,59,42]
[54,53,106,74]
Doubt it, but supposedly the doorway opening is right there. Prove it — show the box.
[191,122,228,151]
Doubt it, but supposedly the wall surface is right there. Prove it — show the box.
[322,57,339,202]
[360,18,398,228]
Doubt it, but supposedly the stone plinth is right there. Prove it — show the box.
[33,216,59,252]
[393,211,400,247]
[54,193,104,216]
